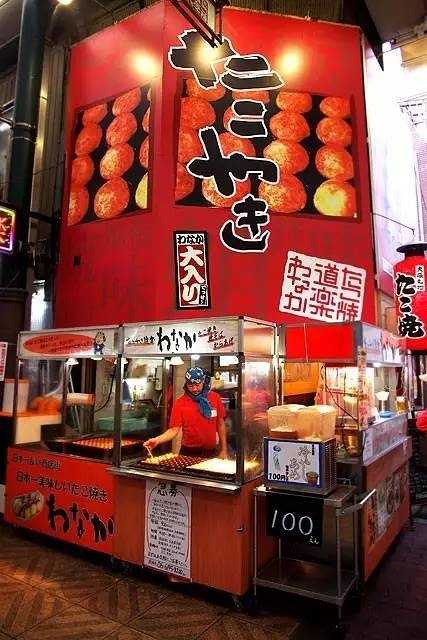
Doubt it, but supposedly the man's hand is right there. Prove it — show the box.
[144,437,160,451]
[218,449,228,460]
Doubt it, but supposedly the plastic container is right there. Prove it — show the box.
[2,378,29,413]
[267,404,304,437]
[298,405,336,440]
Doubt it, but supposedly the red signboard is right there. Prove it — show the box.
[5,447,115,553]
[394,244,427,352]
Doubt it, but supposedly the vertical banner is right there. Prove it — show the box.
[394,246,427,351]
[145,480,192,578]
[0,342,7,381]
[174,231,210,309]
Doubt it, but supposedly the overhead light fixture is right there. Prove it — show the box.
[91,356,103,361]
[373,362,382,368]
[57,0,73,5]
[66,357,78,366]
[191,354,200,361]
[170,356,184,366]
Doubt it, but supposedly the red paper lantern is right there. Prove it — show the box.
[394,242,427,352]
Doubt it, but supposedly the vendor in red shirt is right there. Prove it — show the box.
[144,367,228,458]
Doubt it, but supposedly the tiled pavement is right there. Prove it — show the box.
[0,518,425,640]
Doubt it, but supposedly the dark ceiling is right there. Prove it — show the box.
[0,0,425,65]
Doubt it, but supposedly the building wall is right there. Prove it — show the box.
[55,1,376,328]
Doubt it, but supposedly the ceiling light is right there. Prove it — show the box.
[170,356,184,366]
[66,357,78,366]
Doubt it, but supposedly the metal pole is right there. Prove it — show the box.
[3,0,53,287]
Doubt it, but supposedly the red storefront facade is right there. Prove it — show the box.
[55,1,376,329]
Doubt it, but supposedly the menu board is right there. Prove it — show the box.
[144,480,192,579]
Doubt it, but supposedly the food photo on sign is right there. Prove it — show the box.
[170,29,358,244]
[67,83,152,226]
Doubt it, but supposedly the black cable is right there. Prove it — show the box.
[94,364,116,413]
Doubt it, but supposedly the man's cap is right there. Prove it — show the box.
[185,367,206,383]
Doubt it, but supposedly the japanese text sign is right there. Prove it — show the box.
[144,480,192,578]
[0,204,16,253]
[124,319,238,354]
[5,448,115,553]
[174,231,210,309]
[279,251,366,322]
[394,253,427,351]
[19,327,117,358]
[169,29,358,254]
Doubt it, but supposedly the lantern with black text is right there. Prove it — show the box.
[394,242,427,352]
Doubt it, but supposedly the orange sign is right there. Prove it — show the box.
[5,447,115,553]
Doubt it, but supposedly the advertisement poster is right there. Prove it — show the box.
[266,440,321,488]
[5,447,115,553]
[366,464,408,551]
[67,83,151,226]
[144,480,192,578]
[19,328,116,358]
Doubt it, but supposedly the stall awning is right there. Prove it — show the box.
[282,322,403,365]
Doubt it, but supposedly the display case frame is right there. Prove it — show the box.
[112,316,277,490]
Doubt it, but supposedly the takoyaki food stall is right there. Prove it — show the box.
[110,316,276,595]
[280,321,411,579]
[4,326,123,554]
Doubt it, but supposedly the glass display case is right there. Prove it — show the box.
[281,322,408,462]
[115,317,276,487]
[13,326,123,460]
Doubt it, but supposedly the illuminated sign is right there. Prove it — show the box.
[0,203,16,253]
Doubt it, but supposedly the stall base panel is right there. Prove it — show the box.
[256,557,356,605]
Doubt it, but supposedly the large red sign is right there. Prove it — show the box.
[5,447,115,553]
[55,1,375,328]
[394,244,427,352]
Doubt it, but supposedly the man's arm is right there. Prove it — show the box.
[144,427,180,450]
[217,418,228,459]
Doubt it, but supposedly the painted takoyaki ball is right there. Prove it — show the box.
[100,143,134,180]
[67,186,89,226]
[135,174,148,209]
[313,179,356,217]
[142,108,150,133]
[232,89,270,104]
[71,155,94,186]
[319,96,351,119]
[112,87,141,115]
[269,111,310,142]
[315,144,354,180]
[180,97,215,130]
[202,177,251,208]
[147,87,151,102]
[276,91,312,113]
[219,131,255,157]
[186,78,226,102]
[175,162,195,201]
[106,113,137,146]
[139,137,150,169]
[94,177,130,219]
[82,103,108,125]
[75,124,102,155]
[178,128,202,164]
[316,117,352,147]
[259,174,307,213]
[263,140,309,175]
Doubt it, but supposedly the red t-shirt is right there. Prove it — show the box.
[169,391,225,449]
